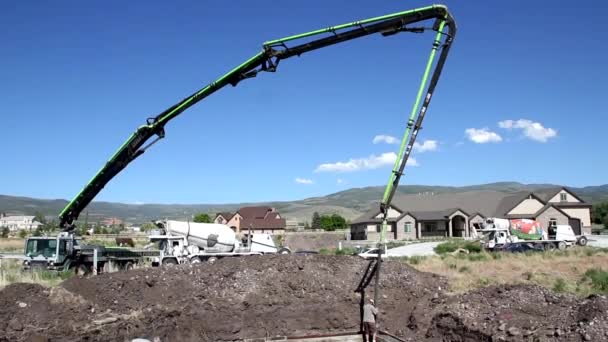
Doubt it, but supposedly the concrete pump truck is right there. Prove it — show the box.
[23,5,456,276]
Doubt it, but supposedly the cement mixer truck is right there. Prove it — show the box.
[479,218,588,251]
[149,220,290,266]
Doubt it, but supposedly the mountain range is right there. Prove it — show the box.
[1,182,606,224]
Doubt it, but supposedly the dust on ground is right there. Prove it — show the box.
[0,255,606,342]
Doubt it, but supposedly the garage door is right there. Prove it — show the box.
[569,218,581,235]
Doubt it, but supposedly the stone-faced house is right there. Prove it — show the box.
[350,187,591,240]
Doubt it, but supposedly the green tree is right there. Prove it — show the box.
[604,216,608,230]
[330,214,347,230]
[592,202,608,225]
[0,226,9,238]
[312,212,322,230]
[141,222,157,232]
[193,213,211,223]
[320,215,334,231]
[18,230,28,238]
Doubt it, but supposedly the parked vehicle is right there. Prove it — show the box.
[149,220,290,266]
[357,245,393,260]
[480,217,588,251]
[22,232,159,275]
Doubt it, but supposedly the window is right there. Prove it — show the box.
[376,224,381,232]
[423,222,437,232]
[560,193,567,202]
[404,222,413,233]
[549,218,557,227]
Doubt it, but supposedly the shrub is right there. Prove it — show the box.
[408,256,425,265]
[335,247,357,256]
[583,268,608,293]
[434,240,482,254]
[553,278,567,293]
[467,253,489,262]
[458,266,470,273]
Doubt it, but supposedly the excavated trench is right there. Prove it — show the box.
[1,255,607,342]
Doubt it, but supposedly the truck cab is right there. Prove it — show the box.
[23,232,78,271]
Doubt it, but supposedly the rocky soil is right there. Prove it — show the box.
[0,255,606,342]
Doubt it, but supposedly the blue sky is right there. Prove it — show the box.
[1,1,606,204]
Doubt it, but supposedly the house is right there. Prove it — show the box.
[350,187,592,240]
[0,215,43,232]
[214,206,286,234]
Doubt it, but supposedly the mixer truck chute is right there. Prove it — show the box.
[149,220,289,265]
[56,5,456,231]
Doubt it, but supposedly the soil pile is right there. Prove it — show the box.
[0,255,445,341]
[1,255,607,341]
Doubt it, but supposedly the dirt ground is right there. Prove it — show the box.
[0,255,607,342]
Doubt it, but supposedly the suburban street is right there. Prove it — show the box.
[588,235,608,248]
[388,241,442,257]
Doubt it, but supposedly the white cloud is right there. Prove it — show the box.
[498,119,557,142]
[315,152,418,173]
[295,178,314,184]
[465,128,503,144]
[372,135,399,144]
[413,139,438,153]
[337,178,345,184]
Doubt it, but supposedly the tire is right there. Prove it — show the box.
[162,258,178,266]
[190,257,202,264]
[124,261,134,271]
[277,247,291,255]
[207,257,218,264]
[545,243,556,251]
[578,236,588,246]
[557,241,567,250]
[75,264,90,276]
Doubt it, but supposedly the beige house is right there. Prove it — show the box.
[0,215,42,232]
[351,187,591,240]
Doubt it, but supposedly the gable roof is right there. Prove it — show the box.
[534,187,586,203]
[237,206,285,230]
[238,206,273,220]
[216,212,235,221]
[505,203,572,220]
[494,192,545,216]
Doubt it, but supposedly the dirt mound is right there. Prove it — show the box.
[435,284,608,341]
[0,255,445,342]
[2,256,607,342]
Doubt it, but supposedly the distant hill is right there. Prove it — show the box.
[1,182,606,224]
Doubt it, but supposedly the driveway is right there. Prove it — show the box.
[588,235,608,248]
[388,241,442,257]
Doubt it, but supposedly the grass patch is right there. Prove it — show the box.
[553,278,567,293]
[458,266,470,273]
[407,246,608,296]
[434,240,482,254]
[0,259,73,288]
[0,238,25,252]
[583,268,608,293]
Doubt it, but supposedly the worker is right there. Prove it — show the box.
[362,298,378,342]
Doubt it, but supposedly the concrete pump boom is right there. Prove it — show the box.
[58,5,456,234]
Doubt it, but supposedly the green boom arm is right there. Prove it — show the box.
[59,4,456,230]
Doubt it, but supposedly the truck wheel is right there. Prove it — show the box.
[277,247,291,255]
[207,257,218,264]
[123,262,134,271]
[76,264,90,276]
[545,243,556,251]
[578,236,588,246]
[190,257,202,264]
[557,241,567,250]
[162,258,178,267]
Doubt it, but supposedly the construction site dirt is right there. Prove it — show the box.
[1,255,607,342]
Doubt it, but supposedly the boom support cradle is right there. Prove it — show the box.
[59,4,456,230]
